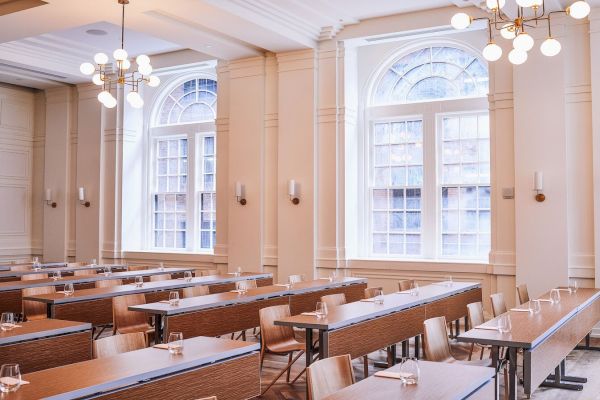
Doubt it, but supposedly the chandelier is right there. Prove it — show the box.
[451,1,591,65]
[79,0,160,108]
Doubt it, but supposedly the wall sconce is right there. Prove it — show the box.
[235,182,247,205]
[288,180,300,205]
[534,171,545,202]
[78,187,91,207]
[45,188,57,208]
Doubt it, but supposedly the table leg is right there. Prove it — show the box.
[455,319,460,336]
[464,315,469,331]
[46,303,53,318]
[318,330,327,360]
[508,347,517,400]
[154,314,163,344]
[414,335,420,359]
[402,340,408,357]
[491,345,500,400]
[542,359,585,390]
[387,344,397,366]
[576,333,600,351]
[305,328,313,369]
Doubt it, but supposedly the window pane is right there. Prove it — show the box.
[155,79,217,126]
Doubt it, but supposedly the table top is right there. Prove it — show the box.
[458,288,600,349]
[22,272,273,305]
[275,281,480,331]
[0,262,66,270]
[322,360,494,400]
[0,264,127,279]
[129,277,368,316]
[0,267,195,292]
[0,319,92,346]
[4,336,259,400]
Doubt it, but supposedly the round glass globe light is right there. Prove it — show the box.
[540,37,562,57]
[121,59,131,70]
[97,90,112,104]
[508,48,528,65]
[136,54,150,66]
[531,0,543,6]
[451,13,471,30]
[148,75,161,87]
[500,24,517,40]
[483,42,503,62]
[94,53,109,65]
[104,96,117,109]
[513,32,534,52]
[486,0,505,9]
[92,74,103,86]
[138,64,153,76]
[568,1,591,19]
[516,0,534,7]
[80,62,95,75]
[113,48,128,61]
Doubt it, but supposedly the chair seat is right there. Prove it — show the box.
[268,338,305,354]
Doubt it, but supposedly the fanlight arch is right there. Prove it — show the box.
[154,78,217,126]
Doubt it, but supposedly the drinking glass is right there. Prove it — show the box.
[236,266,243,277]
[104,265,112,276]
[236,280,248,295]
[399,358,420,385]
[329,270,339,282]
[410,282,420,296]
[52,270,62,281]
[32,257,39,264]
[32,258,41,271]
[90,258,97,266]
[550,289,561,304]
[0,313,15,331]
[288,275,301,285]
[184,271,193,282]
[168,332,184,355]
[134,276,144,287]
[374,289,385,305]
[315,302,328,319]
[530,299,541,314]
[569,279,578,294]
[63,283,74,296]
[0,364,21,393]
[497,314,512,333]
[158,262,165,271]
[169,291,180,306]
[445,276,453,287]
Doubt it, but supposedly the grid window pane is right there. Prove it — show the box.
[157,79,217,125]
[199,136,217,249]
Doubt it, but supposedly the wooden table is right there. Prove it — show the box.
[0,262,66,270]
[3,336,260,400]
[458,287,600,399]
[130,277,368,343]
[0,264,127,282]
[0,319,92,373]
[0,267,195,314]
[276,282,481,370]
[323,360,495,400]
[22,273,273,327]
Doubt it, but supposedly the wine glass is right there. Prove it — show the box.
[169,291,180,306]
[0,364,21,393]
[32,256,39,264]
[569,279,578,294]
[315,302,328,319]
[497,314,512,334]
[90,258,97,266]
[168,332,184,355]
[236,266,243,277]
[550,289,561,304]
[399,358,420,385]
[0,313,15,331]
[134,276,144,287]
[374,289,385,305]
[445,276,453,287]
[63,283,74,296]
[32,257,41,271]
[235,280,248,295]
[104,265,112,276]
[184,271,193,282]
[52,270,62,281]
[410,282,420,296]
[158,262,165,272]
[530,299,541,314]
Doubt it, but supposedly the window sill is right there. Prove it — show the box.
[355,257,488,265]
[346,258,491,275]
[122,250,215,263]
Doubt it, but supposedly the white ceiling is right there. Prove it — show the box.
[0,0,597,89]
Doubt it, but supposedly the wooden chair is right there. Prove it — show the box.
[183,285,210,298]
[10,264,31,271]
[363,287,383,299]
[490,292,507,317]
[320,293,346,308]
[22,286,55,321]
[466,302,491,360]
[21,273,48,281]
[307,354,355,400]
[150,274,171,282]
[67,262,86,268]
[259,305,306,394]
[74,269,97,276]
[201,269,219,276]
[398,279,415,291]
[128,265,149,271]
[517,284,530,305]
[96,279,123,288]
[93,332,147,358]
[112,294,153,339]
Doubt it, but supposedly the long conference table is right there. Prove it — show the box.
[0,264,127,282]
[0,267,195,314]
[22,272,273,326]
[458,287,600,400]
[0,262,66,272]
[0,319,92,373]
[276,281,482,370]
[2,336,260,400]
[129,277,368,343]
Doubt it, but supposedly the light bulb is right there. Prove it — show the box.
[97,90,112,104]
[516,0,534,7]
[508,48,528,65]
[513,32,534,52]
[486,0,505,9]
[92,74,103,86]
[104,96,117,109]
[451,13,471,30]
[127,91,144,108]
[121,59,131,70]
[540,37,561,57]
[113,48,128,61]
[568,1,590,19]
[94,53,108,65]
[80,62,95,75]
[500,24,517,40]
[148,75,161,87]
[136,54,150,66]
[138,63,153,76]
[483,42,503,62]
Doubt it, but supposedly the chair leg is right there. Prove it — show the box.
[503,365,509,400]
[363,355,369,377]
[286,352,293,383]
[480,346,485,360]
[260,351,305,395]
[290,365,307,384]
[468,343,475,361]
[259,346,265,369]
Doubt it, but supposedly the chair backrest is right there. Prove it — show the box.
[364,287,383,299]
[398,279,415,292]
[490,292,507,317]
[183,285,210,298]
[307,354,355,400]
[93,332,147,358]
[201,269,219,276]
[67,262,86,268]
[95,279,123,288]
[113,294,150,333]
[320,293,346,308]
[22,286,56,321]
[423,316,454,362]
[467,301,485,327]
[74,269,97,276]
[128,265,149,271]
[259,305,296,352]
[150,274,171,282]
[516,284,530,305]
[10,264,31,271]
[21,273,48,281]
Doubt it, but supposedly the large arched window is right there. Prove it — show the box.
[149,76,217,252]
[363,45,490,261]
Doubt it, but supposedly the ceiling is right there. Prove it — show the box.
[0,0,596,89]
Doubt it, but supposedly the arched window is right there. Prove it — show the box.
[149,76,217,252]
[361,45,490,261]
